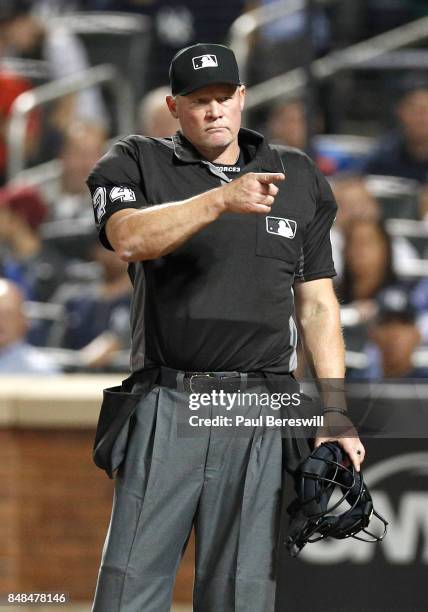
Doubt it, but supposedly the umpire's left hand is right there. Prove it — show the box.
[314,412,366,472]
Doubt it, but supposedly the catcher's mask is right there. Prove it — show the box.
[285,441,388,557]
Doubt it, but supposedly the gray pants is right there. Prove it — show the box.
[91,384,284,612]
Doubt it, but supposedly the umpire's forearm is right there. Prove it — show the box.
[106,171,284,262]
[297,292,346,408]
[107,187,226,262]
[299,300,345,377]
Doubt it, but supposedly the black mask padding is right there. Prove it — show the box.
[297,442,347,518]
[285,442,388,556]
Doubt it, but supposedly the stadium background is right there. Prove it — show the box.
[0,0,427,610]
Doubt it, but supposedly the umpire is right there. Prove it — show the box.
[87,43,365,612]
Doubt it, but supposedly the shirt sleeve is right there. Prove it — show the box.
[86,137,147,250]
[294,159,338,282]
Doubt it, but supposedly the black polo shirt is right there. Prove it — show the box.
[86,128,337,374]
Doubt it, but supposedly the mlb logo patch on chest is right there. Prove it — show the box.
[266,216,297,239]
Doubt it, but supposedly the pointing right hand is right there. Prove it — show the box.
[221,172,285,214]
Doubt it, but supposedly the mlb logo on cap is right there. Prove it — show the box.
[266,216,297,239]
[193,55,218,70]
[169,43,241,96]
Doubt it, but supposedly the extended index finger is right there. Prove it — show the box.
[255,172,285,184]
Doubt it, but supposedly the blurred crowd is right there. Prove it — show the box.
[0,0,428,379]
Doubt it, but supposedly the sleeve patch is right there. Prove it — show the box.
[92,186,107,223]
[109,186,136,203]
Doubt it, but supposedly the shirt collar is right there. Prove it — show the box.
[171,127,280,172]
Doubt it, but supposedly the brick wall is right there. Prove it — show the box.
[0,429,194,603]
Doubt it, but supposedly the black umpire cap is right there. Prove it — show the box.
[169,43,242,96]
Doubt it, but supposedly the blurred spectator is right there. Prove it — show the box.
[247,0,330,86]
[409,277,428,345]
[82,0,245,89]
[418,183,428,221]
[0,278,60,373]
[52,241,131,370]
[265,97,327,161]
[336,216,419,362]
[363,0,428,39]
[314,135,376,177]
[45,121,106,223]
[0,0,107,154]
[267,98,310,151]
[362,76,428,183]
[137,86,179,137]
[338,218,397,306]
[337,217,399,352]
[0,184,65,303]
[0,69,40,185]
[350,288,425,380]
[331,178,418,279]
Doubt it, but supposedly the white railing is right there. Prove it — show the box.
[242,15,428,110]
[386,219,428,239]
[345,349,428,371]
[229,0,306,83]
[7,64,133,180]
[0,57,50,81]
[392,259,428,278]
[229,0,339,82]
[24,301,64,322]
[36,346,130,370]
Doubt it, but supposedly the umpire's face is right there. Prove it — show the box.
[166,83,245,159]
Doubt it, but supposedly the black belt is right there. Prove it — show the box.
[158,366,264,393]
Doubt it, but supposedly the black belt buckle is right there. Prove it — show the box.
[188,372,217,393]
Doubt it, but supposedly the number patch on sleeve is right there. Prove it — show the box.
[109,186,136,203]
[92,187,106,223]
